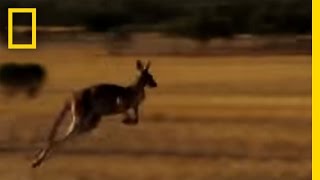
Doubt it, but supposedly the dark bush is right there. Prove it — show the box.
[0,63,47,98]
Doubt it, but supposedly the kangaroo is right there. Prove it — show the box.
[31,60,157,168]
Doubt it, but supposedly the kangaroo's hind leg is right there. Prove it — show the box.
[31,126,80,168]
[32,112,101,168]
[32,100,78,168]
[77,113,101,134]
[31,114,80,168]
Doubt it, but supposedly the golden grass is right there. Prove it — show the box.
[0,41,311,180]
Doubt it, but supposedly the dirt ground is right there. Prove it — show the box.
[0,38,311,180]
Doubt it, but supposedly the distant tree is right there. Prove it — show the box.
[0,2,11,43]
[122,0,183,24]
[165,9,234,44]
[0,0,312,37]
[85,12,132,32]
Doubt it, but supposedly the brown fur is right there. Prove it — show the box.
[31,60,157,168]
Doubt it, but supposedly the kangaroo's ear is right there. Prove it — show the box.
[146,61,151,70]
[136,60,144,71]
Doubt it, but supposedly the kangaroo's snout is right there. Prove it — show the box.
[149,80,157,88]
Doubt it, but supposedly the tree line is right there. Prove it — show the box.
[0,0,311,41]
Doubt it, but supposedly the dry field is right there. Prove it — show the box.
[0,40,311,180]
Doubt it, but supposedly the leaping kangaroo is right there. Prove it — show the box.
[32,60,157,168]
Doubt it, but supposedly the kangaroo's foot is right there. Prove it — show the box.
[31,149,47,168]
[122,117,138,125]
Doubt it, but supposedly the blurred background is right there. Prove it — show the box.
[0,0,311,180]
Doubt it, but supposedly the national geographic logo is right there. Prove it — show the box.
[1,8,37,49]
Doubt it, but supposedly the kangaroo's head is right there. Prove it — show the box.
[136,60,157,88]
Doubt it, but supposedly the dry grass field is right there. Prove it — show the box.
[0,40,311,180]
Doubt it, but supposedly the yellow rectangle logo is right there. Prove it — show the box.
[8,8,36,49]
